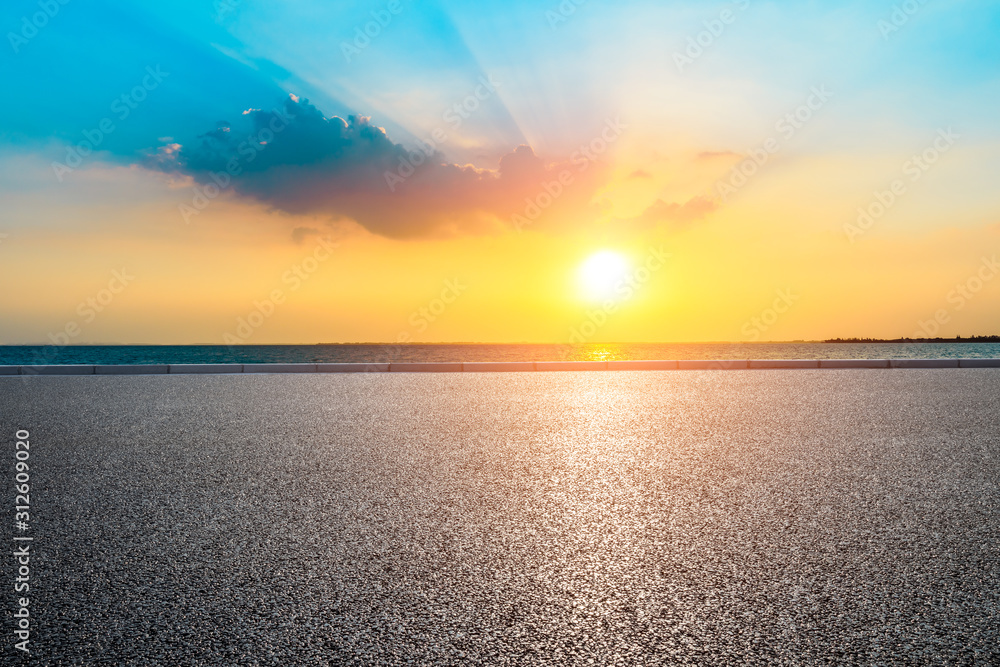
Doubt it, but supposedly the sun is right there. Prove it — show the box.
[578,250,632,301]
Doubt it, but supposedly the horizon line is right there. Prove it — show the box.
[2,337,1000,347]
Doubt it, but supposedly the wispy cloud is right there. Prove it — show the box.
[696,150,741,161]
[635,195,718,228]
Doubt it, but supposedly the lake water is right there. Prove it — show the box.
[2,342,999,365]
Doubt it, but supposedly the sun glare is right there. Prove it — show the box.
[578,250,631,301]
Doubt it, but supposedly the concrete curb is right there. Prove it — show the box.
[677,360,749,370]
[890,359,960,369]
[749,359,820,369]
[242,363,317,373]
[958,359,1000,368]
[390,362,463,373]
[2,359,998,376]
[535,361,608,371]
[607,360,678,370]
[462,362,536,372]
[168,364,244,374]
[316,363,387,373]
[819,359,891,369]
[21,365,95,375]
[96,364,171,375]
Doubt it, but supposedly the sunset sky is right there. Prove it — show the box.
[2,0,999,344]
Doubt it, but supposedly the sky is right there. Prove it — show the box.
[1,0,999,344]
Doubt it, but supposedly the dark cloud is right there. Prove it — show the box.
[160,96,608,238]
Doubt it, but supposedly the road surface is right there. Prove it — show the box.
[1,370,998,665]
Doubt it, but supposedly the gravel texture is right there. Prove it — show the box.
[1,370,999,665]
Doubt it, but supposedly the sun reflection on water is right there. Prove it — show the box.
[573,343,627,362]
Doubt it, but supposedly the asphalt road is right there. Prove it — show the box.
[1,370,999,665]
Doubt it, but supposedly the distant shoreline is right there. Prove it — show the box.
[824,336,1000,344]
[2,337,1000,347]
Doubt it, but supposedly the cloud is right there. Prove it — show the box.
[157,96,609,238]
[291,226,321,244]
[636,195,718,228]
[697,150,741,161]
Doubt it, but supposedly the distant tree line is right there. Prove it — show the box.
[824,335,1000,343]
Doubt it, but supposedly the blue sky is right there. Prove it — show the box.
[2,0,999,343]
[5,0,998,166]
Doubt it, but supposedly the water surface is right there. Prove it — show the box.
[2,342,999,365]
